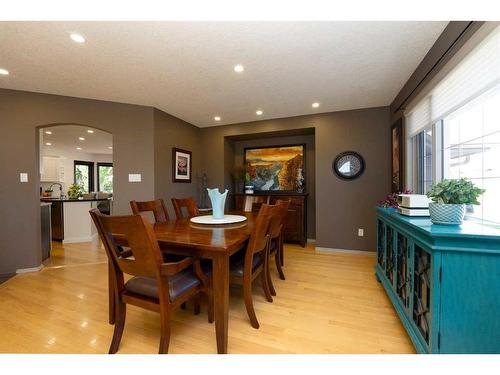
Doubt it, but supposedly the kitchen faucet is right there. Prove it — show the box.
[48,183,65,198]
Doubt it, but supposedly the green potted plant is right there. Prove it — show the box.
[244,172,254,194]
[427,178,485,225]
[230,165,246,193]
[67,183,83,199]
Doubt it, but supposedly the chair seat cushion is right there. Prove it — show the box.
[230,252,262,277]
[124,269,200,302]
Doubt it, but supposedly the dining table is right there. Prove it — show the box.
[153,210,255,354]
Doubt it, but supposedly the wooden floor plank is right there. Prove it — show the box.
[0,241,415,354]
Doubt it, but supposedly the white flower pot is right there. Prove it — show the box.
[429,202,466,225]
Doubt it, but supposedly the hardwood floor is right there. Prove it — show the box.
[0,241,415,354]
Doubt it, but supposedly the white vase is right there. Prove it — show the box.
[207,188,228,219]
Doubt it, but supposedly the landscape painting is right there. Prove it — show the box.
[245,144,305,191]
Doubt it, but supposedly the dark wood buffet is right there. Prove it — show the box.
[231,193,307,247]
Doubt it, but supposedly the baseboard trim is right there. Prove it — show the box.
[315,247,376,256]
[63,233,98,244]
[16,264,44,274]
[307,238,316,243]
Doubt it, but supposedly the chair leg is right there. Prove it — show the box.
[206,291,214,323]
[158,310,171,354]
[108,262,115,324]
[261,269,273,303]
[193,293,201,315]
[275,251,286,280]
[243,278,259,329]
[108,301,126,354]
[280,236,285,266]
[267,259,276,296]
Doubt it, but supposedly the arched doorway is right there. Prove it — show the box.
[37,124,113,268]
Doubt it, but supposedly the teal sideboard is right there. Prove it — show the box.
[375,207,500,354]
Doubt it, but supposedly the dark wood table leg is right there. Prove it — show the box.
[212,253,229,354]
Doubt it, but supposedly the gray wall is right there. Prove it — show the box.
[231,134,316,238]
[0,87,391,277]
[153,108,202,218]
[200,107,391,251]
[0,88,156,276]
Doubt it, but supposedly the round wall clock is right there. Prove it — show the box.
[332,151,365,180]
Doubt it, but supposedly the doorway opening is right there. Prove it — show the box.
[38,124,113,268]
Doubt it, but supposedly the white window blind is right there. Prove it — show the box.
[405,25,500,137]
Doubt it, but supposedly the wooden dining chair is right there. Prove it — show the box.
[92,210,133,325]
[266,199,291,296]
[130,199,170,222]
[130,199,190,307]
[89,208,213,354]
[229,204,277,329]
[244,195,269,212]
[171,197,200,219]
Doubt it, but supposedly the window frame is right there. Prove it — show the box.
[74,160,95,193]
[97,162,113,192]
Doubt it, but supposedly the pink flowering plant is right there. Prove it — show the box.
[378,190,413,208]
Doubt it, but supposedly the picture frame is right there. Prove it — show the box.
[244,144,305,192]
[172,147,192,183]
[391,118,404,192]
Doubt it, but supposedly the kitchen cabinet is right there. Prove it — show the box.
[40,156,65,182]
[376,207,500,353]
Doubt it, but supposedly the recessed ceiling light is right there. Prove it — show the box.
[45,142,52,146]
[256,110,263,116]
[0,68,9,75]
[312,102,320,108]
[214,116,221,121]
[233,64,244,73]
[108,146,113,150]
[87,129,94,134]
[78,137,85,141]
[76,147,82,150]
[70,33,85,43]
[44,131,52,135]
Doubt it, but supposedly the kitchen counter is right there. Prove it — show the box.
[40,197,111,203]
[41,198,112,243]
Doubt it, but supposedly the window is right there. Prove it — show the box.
[74,161,94,193]
[406,25,500,224]
[97,163,113,193]
[441,87,500,224]
[412,127,434,194]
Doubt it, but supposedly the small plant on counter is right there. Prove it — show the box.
[378,190,413,208]
[426,178,485,225]
[67,183,83,199]
[230,165,246,193]
[230,165,246,182]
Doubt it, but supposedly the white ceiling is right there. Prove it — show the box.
[0,21,447,127]
[41,125,113,156]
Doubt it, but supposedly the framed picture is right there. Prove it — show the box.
[172,148,192,183]
[244,144,305,192]
[391,118,404,192]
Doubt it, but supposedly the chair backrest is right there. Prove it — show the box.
[171,197,200,219]
[130,199,170,223]
[244,204,277,264]
[269,199,291,239]
[242,195,269,212]
[90,209,164,279]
